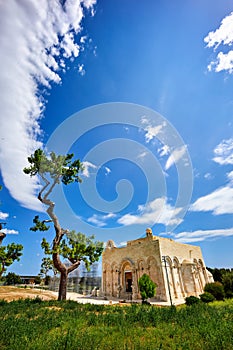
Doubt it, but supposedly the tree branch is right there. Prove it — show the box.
[67,260,81,274]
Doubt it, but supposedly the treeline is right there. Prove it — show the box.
[207,267,233,298]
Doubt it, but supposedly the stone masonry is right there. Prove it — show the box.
[102,228,213,302]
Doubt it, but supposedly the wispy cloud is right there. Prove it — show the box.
[158,145,170,157]
[137,151,148,160]
[0,0,96,211]
[204,173,214,180]
[190,186,233,215]
[227,170,233,184]
[204,12,233,73]
[141,117,164,143]
[82,161,97,177]
[118,198,183,227]
[191,138,233,215]
[104,167,111,175]
[173,228,233,243]
[213,138,233,165]
[87,213,116,227]
[77,63,86,76]
[165,145,187,170]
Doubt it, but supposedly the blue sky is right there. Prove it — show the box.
[0,0,233,276]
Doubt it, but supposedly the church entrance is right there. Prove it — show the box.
[125,271,132,292]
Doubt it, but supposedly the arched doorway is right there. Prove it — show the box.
[120,260,134,299]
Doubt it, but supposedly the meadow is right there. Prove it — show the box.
[0,298,233,350]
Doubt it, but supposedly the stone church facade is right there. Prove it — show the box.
[102,229,213,302]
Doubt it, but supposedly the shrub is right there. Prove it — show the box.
[224,290,233,299]
[0,299,7,306]
[200,292,215,303]
[185,296,200,306]
[204,282,225,301]
[138,274,157,302]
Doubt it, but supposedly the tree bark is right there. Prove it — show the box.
[52,251,68,300]
[58,270,68,301]
[39,179,81,301]
[0,232,6,245]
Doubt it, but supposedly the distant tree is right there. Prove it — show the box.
[207,267,233,284]
[222,272,233,298]
[0,243,23,279]
[138,274,157,303]
[24,149,104,300]
[4,272,22,285]
[207,267,223,283]
[204,282,225,301]
[40,256,58,278]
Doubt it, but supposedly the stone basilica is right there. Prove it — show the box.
[102,228,213,302]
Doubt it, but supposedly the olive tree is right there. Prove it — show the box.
[0,185,23,276]
[0,243,23,279]
[24,149,103,300]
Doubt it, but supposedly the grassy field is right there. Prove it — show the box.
[0,297,233,350]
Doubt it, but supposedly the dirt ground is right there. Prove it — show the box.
[0,286,58,302]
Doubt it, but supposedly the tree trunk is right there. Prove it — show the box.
[0,232,6,245]
[58,270,68,301]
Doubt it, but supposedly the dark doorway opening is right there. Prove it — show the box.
[125,271,132,292]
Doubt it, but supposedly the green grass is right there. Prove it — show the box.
[0,298,233,349]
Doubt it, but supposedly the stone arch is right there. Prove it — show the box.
[193,258,203,292]
[172,257,184,298]
[181,259,197,296]
[137,258,146,279]
[120,259,135,296]
[146,256,163,300]
[102,263,111,296]
[111,261,120,297]
[198,259,208,287]
[163,256,176,299]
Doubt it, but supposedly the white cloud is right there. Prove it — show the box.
[213,138,233,165]
[158,145,170,157]
[2,228,19,235]
[104,167,111,175]
[204,172,214,180]
[0,212,9,220]
[190,186,233,215]
[0,0,96,211]
[204,12,233,73]
[165,145,187,170]
[137,151,148,160]
[82,161,97,177]
[141,117,164,143]
[77,63,86,76]
[173,228,233,243]
[118,198,183,227]
[87,213,116,227]
[227,170,233,184]
[82,162,110,178]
